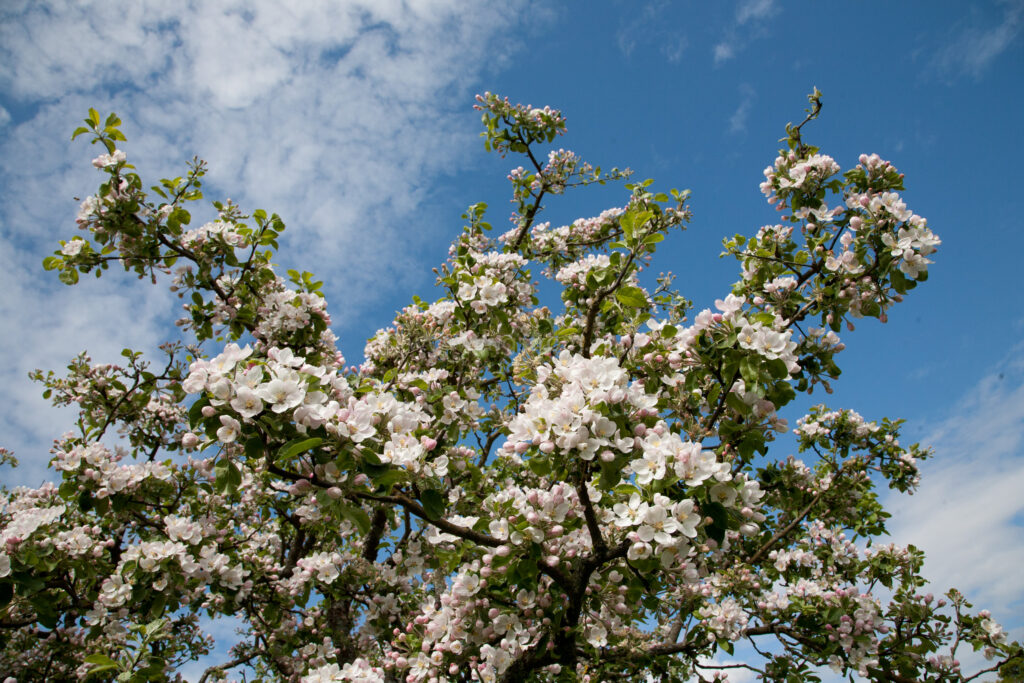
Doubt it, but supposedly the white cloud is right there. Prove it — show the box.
[931,0,1024,78]
[729,84,755,133]
[694,655,759,682]
[177,614,247,682]
[711,0,777,64]
[662,34,688,63]
[0,1,536,306]
[714,40,736,64]
[617,1,688,64]
[0,234,175,487]
[885,346,1024,644]
[736,0,776,25]
[0,0,542,480]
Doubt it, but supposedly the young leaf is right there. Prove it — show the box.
[420,489,446,520]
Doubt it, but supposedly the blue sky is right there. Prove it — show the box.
[1,0,1022,679]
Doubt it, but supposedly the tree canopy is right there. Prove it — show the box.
[1,92,1020,682]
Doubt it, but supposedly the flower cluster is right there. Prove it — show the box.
[454,251,533,314]
[761,152,841,202]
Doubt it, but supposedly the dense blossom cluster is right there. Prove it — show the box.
[1,98,1019,683]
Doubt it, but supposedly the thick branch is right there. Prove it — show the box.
[198,651,259,683]
[748,489,824,564]
[356,492,501,548]
[576,479,607,557]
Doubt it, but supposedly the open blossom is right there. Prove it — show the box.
[636,502,680,546]
[164,515,204,545]
[258,377,305,413]
[699,598,749,640]
[61,239,85,256]
[613,493,648,528]
[91,149,126,167]
[631,447,667,485]
[230,386,264,419]
[1,505,66,548]
[298,551,345,584]
[302,660,385,683]
[216,414,241,443]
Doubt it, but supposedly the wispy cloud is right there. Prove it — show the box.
[885,345,1024,644]
[736,0,776,25]
[712,0,778,64]
[714,40,737,65]
[729,84,756,134]
[617,1,687,63]
[931,0,1024,79]
[0,0,536,298]
[662,35,689,63]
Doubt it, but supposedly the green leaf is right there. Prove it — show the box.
[84,653,119,676]
[244,435,263,460]
[704,501,729,545]
[371,468,405,491]
[277,437,323,461]
[707,383,722,410]
[226,461,242,492]
[0,582,12,609]
[31,596,59,629]
[262,602,280,625]
[766,358,789,380]
[214,459,242,495]
[527,456,551,477]
[615,286,647,308]
[598,458,622,490]
[620,212,635,240]
[420,489,446,520]
[188,397,209,428]
[739,355,759,385]
[339,503,371,534]
[890,268,908,294]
